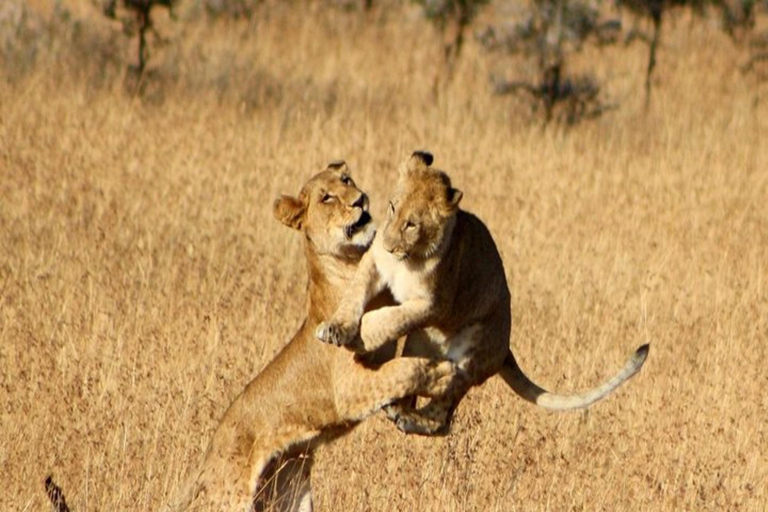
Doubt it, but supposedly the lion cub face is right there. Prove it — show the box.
[381,152,463,260]
[274,161,375,258]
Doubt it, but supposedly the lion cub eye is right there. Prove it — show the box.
[404,220,416,231]
[340,175,353,186]
[388,201,395,217]
[321,193,336,203]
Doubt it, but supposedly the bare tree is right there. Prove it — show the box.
[618,0,761,106]
[481,0,619,123]
[102,0,176,74]
[415,0,491,78]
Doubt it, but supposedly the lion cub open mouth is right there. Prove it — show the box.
[345,210,372,239]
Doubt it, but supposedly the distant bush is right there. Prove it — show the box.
[414,0,491,76]
[479,0,768,119]
[203,0,262,19]
[618,0,768,104]
[100,0,177,74]
[0,1,69,78]
[0,1,122,84]
[479,0,620,124]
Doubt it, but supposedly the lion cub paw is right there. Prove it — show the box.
[315,320,357,347]
[423,360,456,397]
[385,404,449,437]
[395,413,449,436]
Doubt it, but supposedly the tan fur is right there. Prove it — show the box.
[164,162,456,512]
[316,151,649,435]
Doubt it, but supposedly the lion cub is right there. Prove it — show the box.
[165,162,455,512]
[316,152,648,435]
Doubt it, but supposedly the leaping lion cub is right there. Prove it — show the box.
[317,151,649,435]
[164,162,455,512]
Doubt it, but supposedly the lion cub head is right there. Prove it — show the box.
[274,161,375,259]
[381,151,463,260]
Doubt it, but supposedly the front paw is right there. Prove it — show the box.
[359,312,389,350]
[315,321,356,347]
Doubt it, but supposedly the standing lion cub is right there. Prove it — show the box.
[316,151,649,435]
[164,161,455,512]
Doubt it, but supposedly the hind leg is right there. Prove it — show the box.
[386,322,508,436]
[384,369,473,436]
[189,466,255,512]
[183,437,276,512]
[162,453,250,512]
[189,448,313,512]
[254,453,313,512]
[333,356,456,421]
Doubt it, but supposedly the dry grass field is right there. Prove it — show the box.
[2,1,767,511]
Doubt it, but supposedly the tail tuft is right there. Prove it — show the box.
[633,344,650,366]
[44,475,71,512]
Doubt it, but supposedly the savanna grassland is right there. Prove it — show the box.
[1,1,767,511]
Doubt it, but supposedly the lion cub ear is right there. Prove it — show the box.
[446,187,463,211]
[274,195,306,230]
[412,151,434,167]
[402,151,434,175]
[326,160,349,175]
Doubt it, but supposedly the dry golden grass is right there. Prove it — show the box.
[1,1,767,511]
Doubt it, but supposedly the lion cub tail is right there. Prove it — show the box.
[499,344,649,410]
[44,476,71,512]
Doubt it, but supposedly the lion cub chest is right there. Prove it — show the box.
[373,241,436,305]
